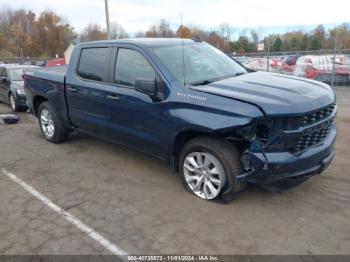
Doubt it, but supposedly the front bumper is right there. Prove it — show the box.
[14,94,28,107]
[238,126,337,184]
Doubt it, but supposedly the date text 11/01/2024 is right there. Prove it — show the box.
[127,255,219,261]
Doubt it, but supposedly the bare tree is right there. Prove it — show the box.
[80,23,107,42]
[250,29,259,47]
[219,23,236,42]
[145,25,158,37]
[135,31,145,38]
[110,22,128,39]
[145,19,174,38]
[0,7,14,39]
[250,27,264,46]
[219,23,226,40]
[225,24,236,42]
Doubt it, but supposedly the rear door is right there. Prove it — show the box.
[65,47,112,137]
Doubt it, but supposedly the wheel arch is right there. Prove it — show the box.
[32,95,49,117]
[171,124,253,172]
[171,130,218,171]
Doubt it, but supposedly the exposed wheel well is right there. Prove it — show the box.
[172,131,217,171]
[172,130,248,171]
[33,96,48,116]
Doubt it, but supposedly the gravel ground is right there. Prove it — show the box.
[0,87,349,255]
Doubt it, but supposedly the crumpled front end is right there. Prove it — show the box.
[233,102,337,188]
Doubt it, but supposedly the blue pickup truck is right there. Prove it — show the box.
[23,38,337,202]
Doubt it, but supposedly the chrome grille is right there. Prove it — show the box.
[301,103,335,126]
[294,126,332,152]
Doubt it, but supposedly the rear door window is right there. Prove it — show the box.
[114,48,156,87]
[77,48,109,82]
[0,68,7,78]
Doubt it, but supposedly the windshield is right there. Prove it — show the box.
[151,42,247,85]
[8,69,26,81]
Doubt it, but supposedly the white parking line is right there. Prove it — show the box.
[1,168,128,257]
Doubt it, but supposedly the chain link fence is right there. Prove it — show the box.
[0,57,53,66]
[2,49,350,88]
[233,49,350,88]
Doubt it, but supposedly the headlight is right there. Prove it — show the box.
[236,123,257,140]
[16,88,25,95]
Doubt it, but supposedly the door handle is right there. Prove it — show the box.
[106,94,120,101]
[67,87,78,92]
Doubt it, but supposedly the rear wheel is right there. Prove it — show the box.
[38,102,69,143]
[179,136,246,202]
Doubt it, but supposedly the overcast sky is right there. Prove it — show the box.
[1,0,349,34]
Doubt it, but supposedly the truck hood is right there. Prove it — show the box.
[11,80,24,89]
[191,72,335,115]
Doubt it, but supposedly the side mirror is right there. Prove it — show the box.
[135,78,157,96]
[1,78,10,85]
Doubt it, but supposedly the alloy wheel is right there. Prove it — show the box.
[40,109,55,138]
[10,95,16,111]
[183,152,226,199]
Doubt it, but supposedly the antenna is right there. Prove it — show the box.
[181,14,186,86]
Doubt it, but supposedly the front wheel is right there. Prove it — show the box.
[38,101,69,143]
[179,136,246,202]
[9,93,19,112]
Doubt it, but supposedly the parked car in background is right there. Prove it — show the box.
[278,55,299,74]
[34,60,46,67]
[294,55,350,84]
[0,64,40,111]
[242,57,267,71]
[23,39,337,202]
[233,56,251,64]
[270,56,285,70]
[46,58,66,67]
[242,57,282,72]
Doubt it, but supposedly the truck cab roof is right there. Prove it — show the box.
[77,38,198,48]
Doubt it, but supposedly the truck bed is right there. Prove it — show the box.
[24,65,67,83]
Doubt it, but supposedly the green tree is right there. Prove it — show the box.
[300,35,309,51]
[272,37,282,51]
[290,37,299,51]
[313,25,326,49]
[309,36,321,50]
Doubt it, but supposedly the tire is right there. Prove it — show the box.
[38,101,69,143]
[179,136,246,203]
[9,93,19,112]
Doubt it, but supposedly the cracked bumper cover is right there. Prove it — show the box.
[237,127,337,184]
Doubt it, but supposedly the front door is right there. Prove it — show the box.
[105,47,169,157]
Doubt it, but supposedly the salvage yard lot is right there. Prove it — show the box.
[0,87,350,255]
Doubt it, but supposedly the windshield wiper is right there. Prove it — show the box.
[189,72,247,86]
[233,72,246,77]
[190,80,215,86]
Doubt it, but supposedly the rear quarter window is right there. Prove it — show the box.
[77,48,109,82]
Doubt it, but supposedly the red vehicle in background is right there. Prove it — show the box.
[243,57,283,72]
[46,58,66,67]
[278,55,299,74]
[293,55,350,84]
